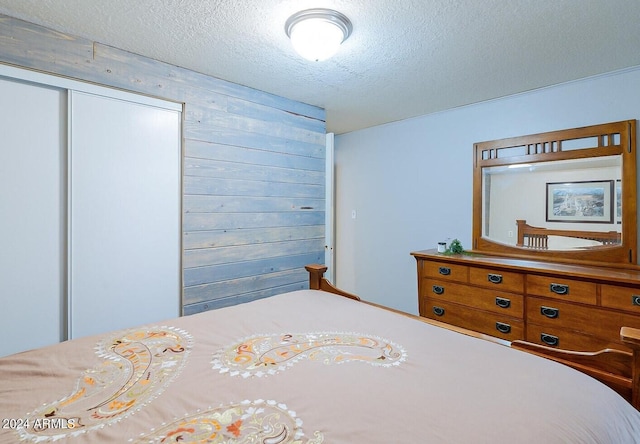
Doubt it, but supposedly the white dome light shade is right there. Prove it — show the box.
[290,18,344,61]
[285,9,352,62]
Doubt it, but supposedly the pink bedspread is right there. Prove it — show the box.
[1,289,639,443]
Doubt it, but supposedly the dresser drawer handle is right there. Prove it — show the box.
[632,295,640,306]
[495,297,511,309]
[432,285,445,295]
[549,283,569,295]
[438,266,451,276]
[432,306,445,316]
[487,273,503,284]
[540,306,559,319]
[541,333,559,347]
[495,322,511,334]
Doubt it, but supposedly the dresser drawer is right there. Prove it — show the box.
[422,279,523,318]
[601,284,640,314]
[468,267,524,293]
[526,275,596,305]
[525,322,627,352]
[422,261,469,283]
[420,298,524,341]
[526,297,640,343]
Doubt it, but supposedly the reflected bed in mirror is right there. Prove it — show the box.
[473,120,637,265]
[515,219,621,250]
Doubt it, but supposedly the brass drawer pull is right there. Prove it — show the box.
[495,297,511,309]
[433,306,445,316]
[438,266,451,276]
[632,295,640,306]
[432,285,445,295]
[487,273,503,284]
[495,322,511,334]
[549,283,569,295]
[541,333,559,347]
[540,306,559,319]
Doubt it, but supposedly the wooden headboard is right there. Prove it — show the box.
[516,219,621,249]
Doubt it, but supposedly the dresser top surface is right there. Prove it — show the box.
[411,249,640,286]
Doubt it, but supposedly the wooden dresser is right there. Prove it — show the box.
[412,249,640,352]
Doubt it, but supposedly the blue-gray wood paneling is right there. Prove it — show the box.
[0,14,326,314]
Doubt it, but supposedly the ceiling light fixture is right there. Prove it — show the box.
[285,9,352,62]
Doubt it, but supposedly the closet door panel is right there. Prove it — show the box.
[0,77,65,356]
[69,91,181,339]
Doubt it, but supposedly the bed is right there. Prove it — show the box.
[516,219,622,249]
[1,265,640,443]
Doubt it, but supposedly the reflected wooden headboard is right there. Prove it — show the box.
[516,219,621,249]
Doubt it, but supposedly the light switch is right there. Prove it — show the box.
[351,210,357,219]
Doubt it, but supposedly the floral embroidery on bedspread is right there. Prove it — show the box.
[17,326,192,442]
[212,332,406,377]
[130,399,324,444]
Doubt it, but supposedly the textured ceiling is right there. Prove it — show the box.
[1,0,640,134]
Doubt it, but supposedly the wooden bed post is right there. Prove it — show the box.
[304,264,361,301]
[305,264,328,290]
[621,327,640,410]
[516,219,526,247]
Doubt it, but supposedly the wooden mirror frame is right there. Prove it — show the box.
[472,120,637,266]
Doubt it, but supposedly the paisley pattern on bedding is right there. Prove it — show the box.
[212,332,406,377]
[130,399,324,444]
[18,326,192,442]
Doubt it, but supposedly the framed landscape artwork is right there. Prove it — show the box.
[546,180,614,223]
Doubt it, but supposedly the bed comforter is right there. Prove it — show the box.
[1,289,639,443]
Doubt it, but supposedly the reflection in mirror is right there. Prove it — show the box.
[482,156,622,251]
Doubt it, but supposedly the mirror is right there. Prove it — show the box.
[473,120,637,265]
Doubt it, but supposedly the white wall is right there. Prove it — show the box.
[335,66,640,314]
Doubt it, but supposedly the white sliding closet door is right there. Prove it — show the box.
[69,91,181,339]
[0,77,66,357]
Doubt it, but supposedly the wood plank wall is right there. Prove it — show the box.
[0,14,326,314]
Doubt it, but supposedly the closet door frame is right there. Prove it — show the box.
[0,64,183,342]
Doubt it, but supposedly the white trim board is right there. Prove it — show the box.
[0,63,182,112]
